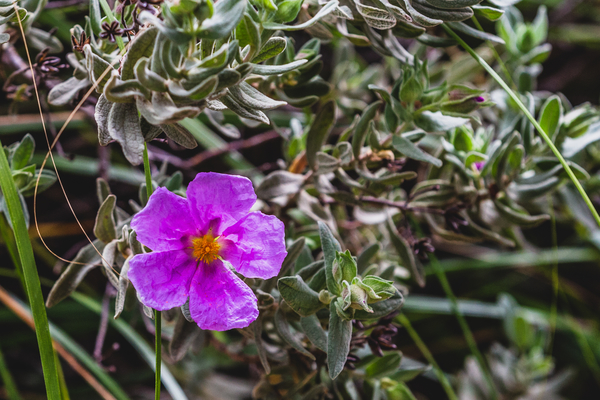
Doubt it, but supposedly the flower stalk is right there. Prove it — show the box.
[143,143,161,400]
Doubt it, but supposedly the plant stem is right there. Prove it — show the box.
[396,313,458,400]
[154,311,162,400]
[143,143,153,199]
[442,23,600,228]
[0,140,61,400]
[142,143,161,400]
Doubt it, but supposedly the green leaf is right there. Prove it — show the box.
[366,353,402,379]
[423,0,482,8]
[336,250,357,284]
[84,45,114,92]
[357,243,380,275]
[236,13,261,52]
[278,276,323,317]
[318,221,342,296]
[538,95,562,140]
[107,102,145,165]
[445,21,505,44]
[411,0,473,22]
[297,260,324,281]
[274,307,315,360]
[280,237,307,276]
[354,290,404,320]
[197,0,247,39]
[45,241,105,308]
[256,170,304,200]
[300,315,327,352]
[253,36,287,63]
[493,198,550,228]
[314,153,341,175]
[10,133,34,170]
[472,5,504,21]
[275,0,303,23]
[228,82,286,111]
[354,0,396,30]
[414,111,468,132]
[160,124,198,149]
[114,255,130,319]
[387,218,425,287]
[250,59,308,75]
[221,93,270,124]
[122,27,158,81]
[0,139,62,400]
[263,0,339,31]
[306,101,336,170]
[352,101,382,159]
[327,301,352,379]
[47,77,91,107]
[392,136,442,167]
[27,27,64,53]
[93,194,117,243]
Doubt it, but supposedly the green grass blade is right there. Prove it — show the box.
[0,139,61,400]
[0,345,22,400]
[428,253,499,398]
[442,23,600,228]
[396,313,458,400]
[70,292,189,400]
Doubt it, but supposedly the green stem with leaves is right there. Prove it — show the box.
[0,140,61,400]
[143,143,161,400]
[442,23,600,228]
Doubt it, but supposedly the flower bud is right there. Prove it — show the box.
[333,250,357,285]
[358,276,396,302]
[400,76,423,104]
[318,289,332,305]
[349,283,372,313]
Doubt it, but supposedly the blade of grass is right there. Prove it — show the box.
[0,268,131,399]
[0,139,61,400]
[396,313,458,400]
[0,213,26,294]
[442,23,600,228]
[427,253,499,399]
[0,345,22,400]
[70,292,189,400]
[425,247,598,276]
[0,286,119,400]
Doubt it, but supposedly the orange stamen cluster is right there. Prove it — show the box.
[191,234,220,264]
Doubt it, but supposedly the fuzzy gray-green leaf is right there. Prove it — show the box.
[278,275,323,317]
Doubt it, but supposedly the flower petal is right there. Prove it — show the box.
[129,250,196,311]
[221,211,287,279]
[188,259,258,330]
[131,187,197,251]
[186,172,257,233]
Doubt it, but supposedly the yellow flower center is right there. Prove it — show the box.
[191,234,220,264]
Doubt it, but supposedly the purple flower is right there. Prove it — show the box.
[128,172,287,331]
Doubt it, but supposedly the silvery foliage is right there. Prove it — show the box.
[17,0,600,398]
